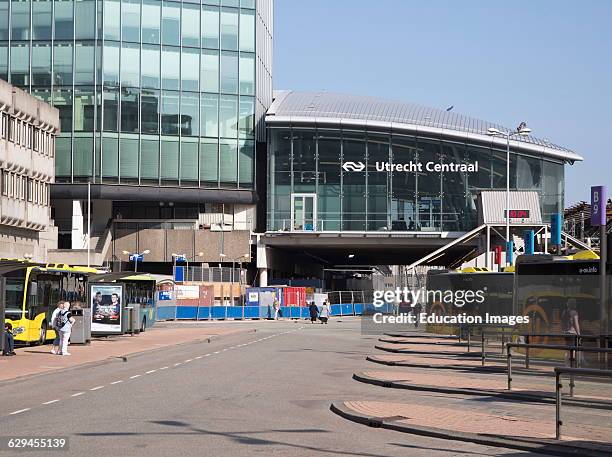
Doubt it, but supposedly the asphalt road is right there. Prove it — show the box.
[0,319,549,457]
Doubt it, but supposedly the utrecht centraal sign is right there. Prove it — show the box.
[342,161,479,173]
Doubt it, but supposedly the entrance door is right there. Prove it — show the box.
[291,194,317,231]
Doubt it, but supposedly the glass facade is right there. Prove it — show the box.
[268,127,565,232]
[0,0,256,189]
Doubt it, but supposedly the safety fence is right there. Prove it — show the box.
[156,303,393,321]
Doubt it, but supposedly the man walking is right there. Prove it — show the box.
[50,302,63,354]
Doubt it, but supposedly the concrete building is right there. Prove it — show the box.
[0,0,273,271]
[0,78,58,261]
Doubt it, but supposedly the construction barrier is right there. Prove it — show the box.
[156,302,394,321]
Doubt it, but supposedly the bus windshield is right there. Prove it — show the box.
[5,270,26,318]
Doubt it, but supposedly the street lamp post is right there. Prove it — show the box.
[123,250,150,273]
[487,123,532,266]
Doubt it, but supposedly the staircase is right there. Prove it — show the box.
[47,220,113,266]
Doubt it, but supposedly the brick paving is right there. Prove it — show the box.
[0,325,251,382]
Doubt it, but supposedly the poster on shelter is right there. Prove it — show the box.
[90,284,123,333]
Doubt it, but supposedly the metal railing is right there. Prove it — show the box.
[327,291,374,305]
[555,367,612,439]
[178,266,243,283]
[506,343,612,392]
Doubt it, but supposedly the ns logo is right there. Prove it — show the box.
[342,161,365,172]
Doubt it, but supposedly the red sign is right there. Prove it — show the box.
[505,209,530,219]
[494,246,502,265]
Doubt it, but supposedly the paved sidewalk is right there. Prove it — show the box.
[0,325,253,382]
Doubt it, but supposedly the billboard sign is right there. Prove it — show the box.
[90,284,123,334]
[591,186,607,226]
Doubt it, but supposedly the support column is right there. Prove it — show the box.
[486,225,491,269]
[259,268,268,287]
[71,200,85,249]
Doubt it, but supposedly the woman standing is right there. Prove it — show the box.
[57,302,76,356]
[308,302,319,323]
[319,301,330,324]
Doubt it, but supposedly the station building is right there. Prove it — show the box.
[257,91,583,285]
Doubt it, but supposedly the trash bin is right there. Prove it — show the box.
[70,308,91,344]
[122,303,141,335]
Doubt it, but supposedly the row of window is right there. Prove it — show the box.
[1,170,50,206]
[54,135,254,188]
[0,111,55,156]
[1,43,254,96]
[46,88,254,139]
[1,1,255,51]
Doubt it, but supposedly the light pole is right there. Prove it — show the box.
[487,123,532,265]
[123,249,150,272]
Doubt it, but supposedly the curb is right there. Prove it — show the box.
[366,354,506,372]
[352,372,612,410]
[384,332,459,340]
[378,338,467,347]
[0,328,256,386]
[330,401,612,457]
[374,344,482,358]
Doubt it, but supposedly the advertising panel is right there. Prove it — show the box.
[90,284,123,334]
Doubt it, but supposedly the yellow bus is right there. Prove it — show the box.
[4,263,97,344]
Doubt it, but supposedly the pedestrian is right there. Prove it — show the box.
[308,301,319,323]
[412,302,422,328]
[55,301,75,356]
[50,301,63,354]
[2,322,16,356]
[319,300,330,324]
[273,299,281,320]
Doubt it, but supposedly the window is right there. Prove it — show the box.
[161,91,180,135]
[239,9,255,52]
[181,49,200,92]
[201,6,220,48]
[141,45,161,89]
[102,134,119,179]
[201,50,219,93]
[200,138,218,185]
[160,138,179,181]
[239,140,254,187]
[73,88,95,132]
[102,88,119,131]
[53,89,73,134]
[141,90,160,134]
[11,1,30,41]
[238,97,254,138]
[0,2,8,40]
[103,0,120,41]
[220,8,239,51]
[10,44,30,86]
[180,140,199,183]
[182,3,200,47]
[141,138,160,181]
[32,44,52,86]
[120,136,139,181]
[74,43,95,85]
[239,53,255,95]
[122,0,141,42]
[121,44,140,88]
[219,139,237,185]
[55,135,72,178]
[219,95,238,138]
[181,93,200,137]
[162,1,181,46]
[73,135,93,178]
[161,47,180,90]
[201,93,219,137]
[220,51,238,94]
[142,0,161,44]
[121,88,139,133]
[54,43,74,86]
[0,47,7,81]
[32,1,53,40]
[75,0,96,39]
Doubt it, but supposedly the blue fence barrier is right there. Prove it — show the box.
[155,303,387,321]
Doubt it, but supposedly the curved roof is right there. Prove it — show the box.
[266,90,583,163]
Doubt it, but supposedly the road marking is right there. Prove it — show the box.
[174,362,182,366]
[184,359,193,363]
[145,369,157,374]
[203,354,211,357]
[130,374,141,379]
[71,392,84,397]
[90,386,105,391]
[195,356,202,359]
[213,351,220,354]
[42,399,60,405]
[110,380,123,385]
[10,408,30,415]
[160,366,169,370]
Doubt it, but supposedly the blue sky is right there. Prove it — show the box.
[273,0,612,205]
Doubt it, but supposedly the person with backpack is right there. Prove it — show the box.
[319,300,330,324]
[50,302,64,355]
[55,302,75,356]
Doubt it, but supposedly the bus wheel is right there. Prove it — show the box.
[39,321,48,345]
[140,317,146,333]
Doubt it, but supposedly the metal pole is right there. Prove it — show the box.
[134,256,137,273]
[555,371,562,439]
[507,350,512,390]
[87,181,91,268]
[601,225,608,338]
[506,133,511,265]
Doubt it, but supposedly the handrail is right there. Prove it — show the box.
[554,367,612,439]
[480,327,522,365]
[507,343,612,392]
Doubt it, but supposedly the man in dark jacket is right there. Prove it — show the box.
[308,302,319,324]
